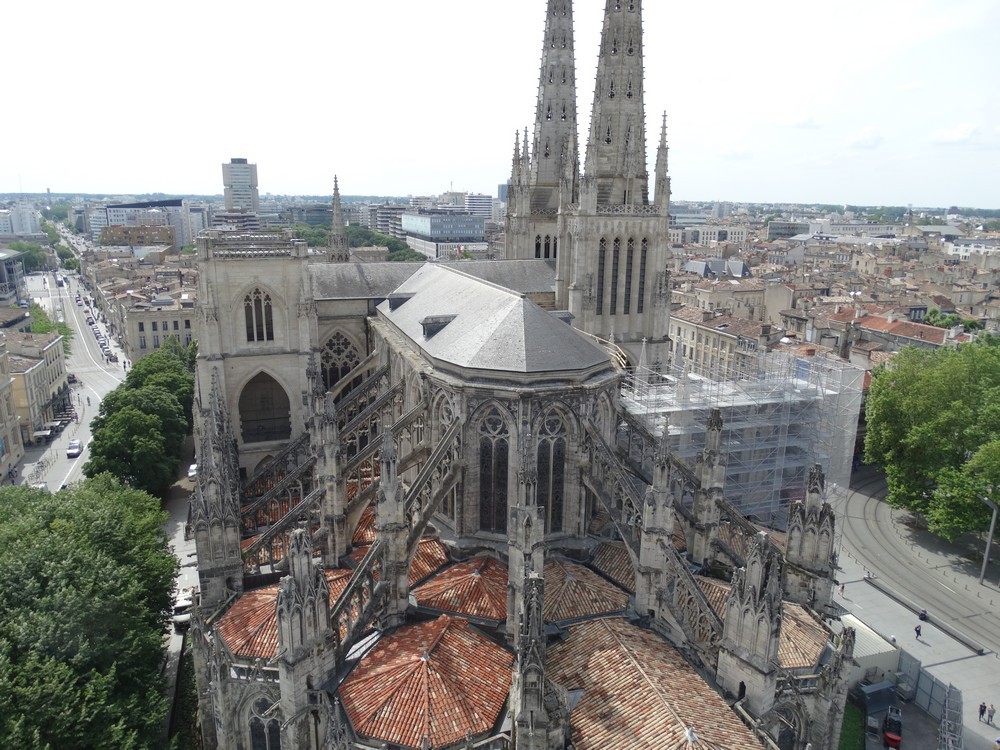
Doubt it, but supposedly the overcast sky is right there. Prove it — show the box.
[4,0,997,207]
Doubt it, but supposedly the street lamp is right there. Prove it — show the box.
[979,489,997,586]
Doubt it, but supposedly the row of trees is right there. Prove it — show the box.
[0,476,178,748]
[29,303,73,354]
[865,338,1000,540]
[84,340,196,497]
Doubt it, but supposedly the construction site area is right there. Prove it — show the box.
[620,350,865,532]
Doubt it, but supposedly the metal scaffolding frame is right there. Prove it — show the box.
[620,350,864,533]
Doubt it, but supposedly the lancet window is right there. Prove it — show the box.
[244,288,274,343]
[479,408,509,534]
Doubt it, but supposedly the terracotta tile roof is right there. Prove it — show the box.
[778,603,829,670]
[413,556,508,621]
[590,542,635,594]
[215,568,352,660]
[339,614,512,749]
[348,536,449,588]
[544,558,629,623]
[352,502,376,546]
[696,576,731,618]
[548,618,760,749]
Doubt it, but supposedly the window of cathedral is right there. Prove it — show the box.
[535,235,542,259]
[239,373,292,443]
[249,697,281,750]
[537,410,567,533]
[320,332,361,393]
[478,407,509,534]
[596,239,607,316]
[610,239,621,315]
[245,288,275,343]
[624,239,635,315]
[637,239,648,314]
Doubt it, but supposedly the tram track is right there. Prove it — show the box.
[841,470,1000,655]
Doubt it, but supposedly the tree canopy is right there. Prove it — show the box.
[0,476,177,749]
[29,303,73,355]
[8,240,48,272]
[864,342,1000,540]
[84,341,195,496]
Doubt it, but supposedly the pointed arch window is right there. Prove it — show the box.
[637,239,648,314]
[611,38,618,55]
[627,37,635,55]
[626,79,634,99]
[560,104,567,121]
[544,235,552,259]
[605,125,613,145]
[534,235,542,259]
[546,105,552,121]
[624,239,635,315]
[552,237,558,259]
[610,238,621,315]
[244,288,274,342]
[608,80,616,99]
[479,408,509,534]
[320,332,361,392]
[596,239,607,316]
[249,698,281,750]
[537,411,567,533]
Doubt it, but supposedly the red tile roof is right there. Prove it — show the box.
[590,542,635,594]
[215,568,352,660]
[547,618,760,749]
[413,556,508,621]
[339,615,512,749]
[544,558,629,622]
[352,502,376,546]
[778,603,829,670]
[348,536,449,588]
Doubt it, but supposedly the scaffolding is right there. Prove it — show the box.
[620,350,864,533]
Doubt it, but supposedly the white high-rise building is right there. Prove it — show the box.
[221,158,259,212]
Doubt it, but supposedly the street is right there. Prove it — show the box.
[841,466,1000,750]
[15,269,126,490]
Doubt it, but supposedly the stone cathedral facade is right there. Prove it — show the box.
[189,3,853,750]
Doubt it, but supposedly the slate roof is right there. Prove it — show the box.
[310,258,557,301]
[547,617,761,750]
[412,555,509,621]
[339,614,512,749]
[543,558,630,623]
[215,568,353,660]
[378,264,611,375]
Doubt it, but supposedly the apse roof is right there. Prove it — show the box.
[377,264,611,375]
[543,558,629,623]
[215,568,352,660]
[412,555,509,621]
[339,614,512,749]
[547,617,760,750]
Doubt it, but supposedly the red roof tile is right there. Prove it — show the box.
[216,568,352,660]
[352,502,376,546]
[413,556,508,621]
[544,558,629,622]
[339,615,512,749]
[348,536,449,588]
[777,603,829,670]
[547,618,760,750]
[590,542,635,594]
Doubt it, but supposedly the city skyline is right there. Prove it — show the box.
[5,0,997,208]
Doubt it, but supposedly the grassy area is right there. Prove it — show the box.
[840,700,866,750]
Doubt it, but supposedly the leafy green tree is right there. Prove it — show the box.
[125,344,195,425]
[0,476,176,749]
[62,257,80,271]
[293,223,330,247]
[8,240,48,271]
[864,343,1000,539]
[98,385,188,458]
[84,406,176,495]
[28,303,73,355]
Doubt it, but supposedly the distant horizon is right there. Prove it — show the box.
[2,191,996,215]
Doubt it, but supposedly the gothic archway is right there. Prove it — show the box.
[239,373,291,443]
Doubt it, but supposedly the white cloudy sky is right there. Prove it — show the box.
[4,0,997,207]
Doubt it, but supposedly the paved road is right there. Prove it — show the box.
[840,466,1000,750]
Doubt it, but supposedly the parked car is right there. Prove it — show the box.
[66,439,83,458]
[187,463,198,479]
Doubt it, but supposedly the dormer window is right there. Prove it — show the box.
[420,314,457,338]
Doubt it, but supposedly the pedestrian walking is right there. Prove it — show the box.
[839,583,845,596]
[990,704,996,725]
[914,624,921,639]
[981,702,988,721]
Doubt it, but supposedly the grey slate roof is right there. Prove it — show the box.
[379,264,610,374]
[310,259,556,301]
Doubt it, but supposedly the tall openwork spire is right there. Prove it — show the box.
[528,0,579,207]
[654,111,671,212]
[328,176,350,263]
[584,0,649,206]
